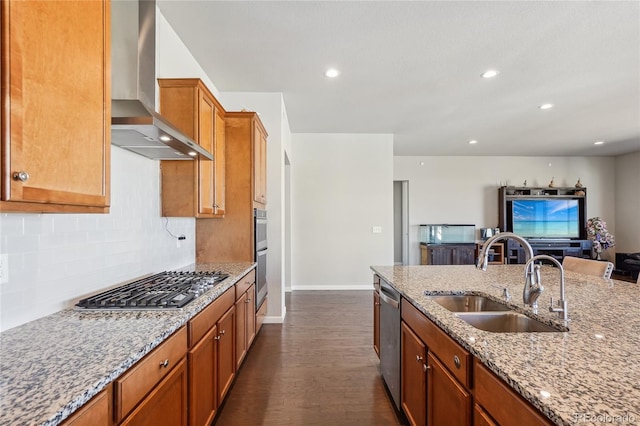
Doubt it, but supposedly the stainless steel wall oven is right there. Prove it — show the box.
[254,209,268,311]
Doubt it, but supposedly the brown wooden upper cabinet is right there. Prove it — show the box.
[0,0,111,213]
[253,120,267,206]
[158,78,226,218]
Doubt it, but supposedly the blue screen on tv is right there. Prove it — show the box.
[512,199,579,239]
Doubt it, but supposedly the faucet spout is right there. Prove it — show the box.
[524,254,568,322]
[476,232,534,271]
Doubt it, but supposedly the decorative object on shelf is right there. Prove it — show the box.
[574,190,585,196]
[575,178,583,188]
[523,180,527,187]
[586,217,615,260]
[548,177,555,188]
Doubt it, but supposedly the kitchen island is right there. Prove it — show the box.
[371,264,640,425]
[0,262,255,426]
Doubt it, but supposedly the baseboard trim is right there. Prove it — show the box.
[263,306,286,324]
[290,284,374,291]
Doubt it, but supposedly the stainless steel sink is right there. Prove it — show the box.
[428,295,512,312]
[455,312,563,333]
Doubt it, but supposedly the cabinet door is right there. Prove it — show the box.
[120,358,188,426]
[452,246,475,265]
[427,353,471,426]
[252,121,267,205]
[1,0,109,212]
[235,292,247,369]
[429,246,452,265]
[217,306,236,403]
[245,284,256,349]
[401,322,427,426]
[188,326,217,426]
[213,107,226,216]
[197,90,215,216]
[373,290,380,357]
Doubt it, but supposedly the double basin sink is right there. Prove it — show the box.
[427,295,564,333]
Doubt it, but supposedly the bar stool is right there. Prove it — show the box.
[562,256,614,279]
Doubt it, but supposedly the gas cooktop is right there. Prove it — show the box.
[75,271,229,310]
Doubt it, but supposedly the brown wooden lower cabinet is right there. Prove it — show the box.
[256,297,268,333]
[373,290,380,357]
[395,295,553,426]
[60,274,262,426]
[119,358,188,426]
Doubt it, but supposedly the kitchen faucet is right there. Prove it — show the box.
[525,254,569,323]
[476,232,542,307]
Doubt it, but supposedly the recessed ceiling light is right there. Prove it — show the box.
[481,70,499,78]
[538,103,554,110]
[594,141,604,145]
[469,140,478,144]
[324,68,340,78]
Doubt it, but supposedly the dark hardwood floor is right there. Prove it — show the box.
[213,291,405,425]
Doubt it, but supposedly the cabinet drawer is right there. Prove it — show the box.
[474,361,552,426]
[235,270,256,300]
[115,327,187,422]
[189,287,235,346]
[61,388,111,426]
[401,299,470,388]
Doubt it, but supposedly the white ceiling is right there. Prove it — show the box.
[157,1,640,157]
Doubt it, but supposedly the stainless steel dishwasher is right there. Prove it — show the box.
[379,277,401,410]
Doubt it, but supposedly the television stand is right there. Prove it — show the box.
[505,239,593,264]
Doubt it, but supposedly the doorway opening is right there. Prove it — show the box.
[393,181,409,265]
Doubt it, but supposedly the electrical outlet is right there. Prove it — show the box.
[372,226,382,234]
[0,254,8,284]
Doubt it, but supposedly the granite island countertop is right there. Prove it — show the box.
[0,262,256,426]
[371,264,640,426]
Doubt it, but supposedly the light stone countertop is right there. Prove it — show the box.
[370,264,640,426]
[0,262,255,426]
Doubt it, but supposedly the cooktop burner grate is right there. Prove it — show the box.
[75,271,229,310]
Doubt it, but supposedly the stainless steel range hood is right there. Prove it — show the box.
[111,0,213,161]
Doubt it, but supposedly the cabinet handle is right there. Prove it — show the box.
[423,364,430,372]
[12,171,30,182]
[453,355,461,369]
[159,359,169,368]
[214,335,221,340]
[220,329,225,335]
[416,355,423,363]
[245,298,252,303]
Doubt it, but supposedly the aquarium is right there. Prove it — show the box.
[420,224,476,244]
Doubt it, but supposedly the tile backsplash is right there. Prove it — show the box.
[0,147,196,331]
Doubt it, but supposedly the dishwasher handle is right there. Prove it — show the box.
[379,286,400,309]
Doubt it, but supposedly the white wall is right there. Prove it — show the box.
[218,92,291,323]
[0,8,218,331]
[615,151,640,253]
[291,133,394,289]
[393,156,618,265]
[156,10,219,101]
[0,147,195,331]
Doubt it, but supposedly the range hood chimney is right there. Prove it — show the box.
[111,0,213,160]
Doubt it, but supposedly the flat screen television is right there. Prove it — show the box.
[512,199,580,239]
